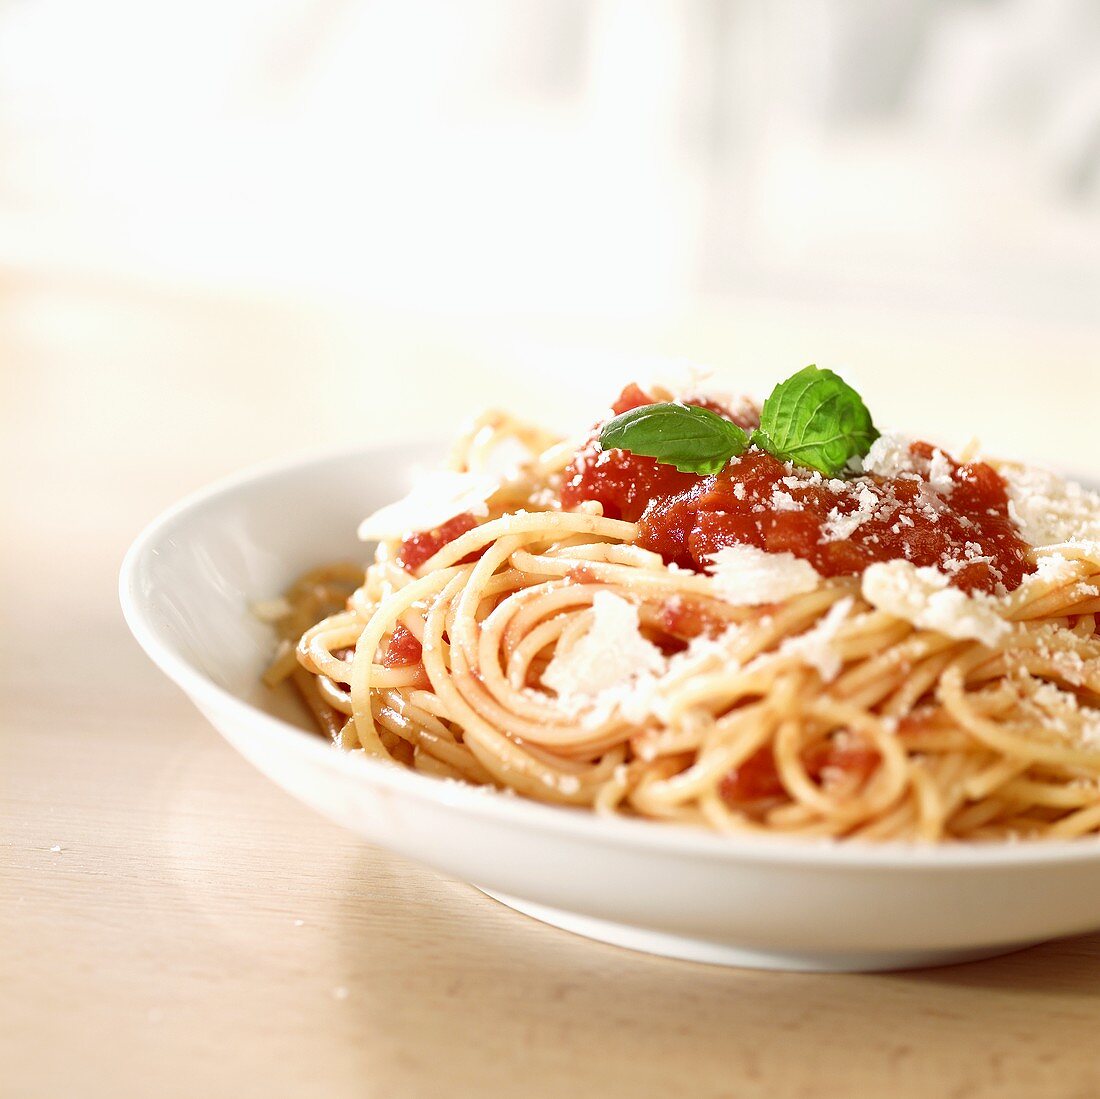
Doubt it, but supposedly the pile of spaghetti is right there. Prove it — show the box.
[263,373,1100,842]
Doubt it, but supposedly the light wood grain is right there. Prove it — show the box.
[3,271,1099,1099]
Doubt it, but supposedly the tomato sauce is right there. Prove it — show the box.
[560,385,758,527]
[397,512,479,572]
[563,386,1032,595]
[380,623,423,667]
[656,597,728,641]
[719,740,881,806]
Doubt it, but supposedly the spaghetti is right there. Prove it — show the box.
[263,383,1100,842]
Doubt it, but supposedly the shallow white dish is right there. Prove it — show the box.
[121,444,1100,972]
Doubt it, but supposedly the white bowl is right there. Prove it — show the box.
[120,444,1100,972]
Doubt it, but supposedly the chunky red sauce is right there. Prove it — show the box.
[397,512,479,572]
[719,740,881,806]
[656,597,727,641]
[564,386,1032,595]
[560,385,759,526]
[380,623,423,667]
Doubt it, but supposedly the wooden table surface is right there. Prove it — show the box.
[4,271,1100,1099]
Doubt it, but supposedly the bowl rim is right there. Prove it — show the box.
[120,441,1100,870]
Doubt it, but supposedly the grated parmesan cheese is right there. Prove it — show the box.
[541,591,667,704]
[1030,682,1100,749]
[860,432,919,478]
[1026,624,1090,687]
[357,469,497,542]
[1083,714,1100,748]
[823,484,880,541]
[861,560,1011,647]
[707,544,821,605]
[1032,552,1081,587]
[1000,464,1100,549]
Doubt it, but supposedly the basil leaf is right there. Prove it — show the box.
[752,365,878,476]
[598,402,749,475]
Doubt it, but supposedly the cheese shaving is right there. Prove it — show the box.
[861,560,1010,647]
[927,449,955,494]
[779,597,854,681]
[357,470,497,542]
[541,591,667,704]
[707,544,821,605]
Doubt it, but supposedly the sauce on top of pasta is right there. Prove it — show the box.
[562,385,1032,595]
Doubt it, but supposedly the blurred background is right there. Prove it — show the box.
[2,0,1098,540]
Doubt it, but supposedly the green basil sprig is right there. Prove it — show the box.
[597,365,878,477]
[599,403,749,475]
[751,366,878,476]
